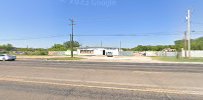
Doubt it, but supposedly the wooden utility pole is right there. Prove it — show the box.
[69,19,75,58]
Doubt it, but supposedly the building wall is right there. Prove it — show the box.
[77,48,119,56]
[182,50,203,57]
[48,51,77,56]
[77,49,96,55]
[65,50,78,55]
[48,51,66,56]
[145,51,177,57]
[105,49,119,55]
[145,51,157,57]
[94,48,104,55]
[119,51,134,56]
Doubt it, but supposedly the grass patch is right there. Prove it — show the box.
[15,55,50,56]
[152,57,203,62]
[47,57,84,61]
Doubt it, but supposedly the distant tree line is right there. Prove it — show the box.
[0,41,81,55]
[0,44,15,51]
[48,41,80,51]
[126,36,203,51]
[15,48,48,55]
[131,45,176,51]
[175,37,203,50]
[1,36,203,55]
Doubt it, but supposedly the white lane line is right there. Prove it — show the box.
[1,61,140,67]
[0,77,202,96]
[3,75,159,88]
[3,61,201,69]
[6,75,203,91]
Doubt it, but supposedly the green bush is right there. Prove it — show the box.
[27,51,48,55]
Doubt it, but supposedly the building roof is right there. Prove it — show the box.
[78,47,118,49]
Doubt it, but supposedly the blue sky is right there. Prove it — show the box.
[0,0,203,48]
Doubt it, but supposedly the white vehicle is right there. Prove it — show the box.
[0,54,16,61]
[106,52,113,57]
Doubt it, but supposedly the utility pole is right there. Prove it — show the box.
[70,34,72,42]
[69,19,75,58]
[119,41,122,51]
[186,10,191,58]
[101,41,103,47]
[184,32,187,58]
[70,34,72,55]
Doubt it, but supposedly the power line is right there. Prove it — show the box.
[0,35,68,41]
[0,31,202,42]
[74,34,182,37]
[191,31,203,34]
[74,31,186,37]
[0,33,182,41]
[74,34,149,36]
[192,22,203,25]
[0,33,193,41]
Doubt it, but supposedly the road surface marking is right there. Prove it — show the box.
[0,77,202,96]
[2,75,160,88]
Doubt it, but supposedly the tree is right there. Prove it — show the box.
[175,37,203,50]
[48,44,67,51]
[132,45,176,51]
[174,40,184,51]
[48,41,80,51]
[63,41,80,48]
[0,44,14,51]
[191,37,203,50]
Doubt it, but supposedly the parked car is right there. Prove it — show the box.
[106,52,113,57]
[0,54,16,61]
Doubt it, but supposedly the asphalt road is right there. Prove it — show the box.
[0,81,202,100]
[0,60,203,100]
[1,60,203,73]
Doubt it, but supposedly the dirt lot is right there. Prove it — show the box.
[81,56,155,63]
[16,55,156,63]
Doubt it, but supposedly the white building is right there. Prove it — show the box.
[77,47,119,56]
